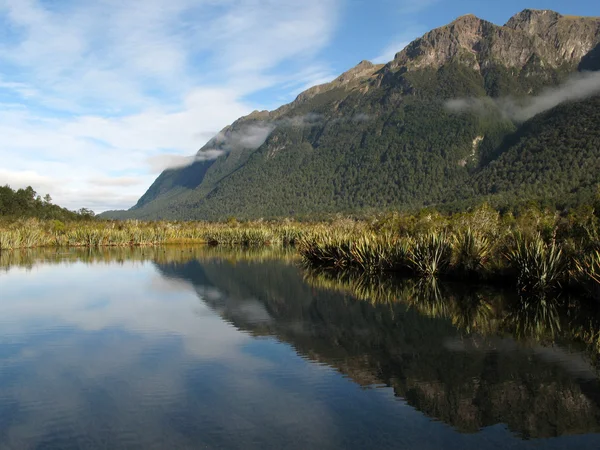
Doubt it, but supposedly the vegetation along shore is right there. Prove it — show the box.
[2,196,600,301]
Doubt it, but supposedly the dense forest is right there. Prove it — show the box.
[0,185,95,221]
[444,95,600,212]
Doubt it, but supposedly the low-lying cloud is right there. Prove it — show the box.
[446,71,600,122]
[147,154,195,172]
[149,112,372,172]
[192,114,324,163]
[212,123,277,152]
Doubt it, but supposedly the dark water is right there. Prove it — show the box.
[1,247,600,449]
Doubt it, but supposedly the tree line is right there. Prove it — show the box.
[0,185,95,221]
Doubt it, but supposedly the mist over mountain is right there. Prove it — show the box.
[103,9,600,220]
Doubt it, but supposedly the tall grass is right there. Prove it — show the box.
[298,221,597,299]
[0,219,314,250]
[0,245,298,273]
[408,232,452,278]
[505,233,566,294]
[574,250,600,298]
[2,203,600,300]
[452,228,492,277]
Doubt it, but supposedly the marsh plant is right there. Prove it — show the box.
[3,203,600,299]
[452,228,492,277]
[505,233,566,294]
[574,250,600,299]
[408,232,452,278]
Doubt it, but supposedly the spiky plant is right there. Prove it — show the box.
[574,250,600,284]
[573,250,600,298]
[0,231,15,251]
[408,232,452,278]
[505,233,566,294]
[452,228,492,277]
[349,233,395,273]
[389,237,413,272]
[297,234,354,270]
[277,226,304,246]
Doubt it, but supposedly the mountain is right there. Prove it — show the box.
[103,9,600,220]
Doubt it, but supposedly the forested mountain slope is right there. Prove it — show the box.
[102,9,600,220]
[447,95,600,209]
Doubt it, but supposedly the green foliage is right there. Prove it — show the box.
[408,232,452,278]
[459,96,600,210]
[574,250,600,296]
[452,228,492,277]
[0,185,93,221]
[505,233,566,294]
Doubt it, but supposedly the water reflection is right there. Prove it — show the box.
[158,256,600,439]
[305,268,600,355]
[1,247,600,448]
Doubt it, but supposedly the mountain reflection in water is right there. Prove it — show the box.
[2,246,600,448]
[154,250,600,439]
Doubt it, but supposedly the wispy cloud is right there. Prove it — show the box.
[188,114,325,164]
[146,154,196,172]
[0,0,340,211]
[446,71,600,122]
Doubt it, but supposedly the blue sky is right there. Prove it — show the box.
[0,0,599,212]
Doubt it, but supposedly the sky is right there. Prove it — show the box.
[0,0,599,212]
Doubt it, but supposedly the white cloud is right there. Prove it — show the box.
[146,154,196,172]
[0,169,57,194]
[0,0,340,212]
[88,176,144,187]
[446,71,600,122]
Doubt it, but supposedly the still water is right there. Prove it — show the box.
[1,246,600,449]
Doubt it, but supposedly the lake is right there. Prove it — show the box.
[1,246,600,449]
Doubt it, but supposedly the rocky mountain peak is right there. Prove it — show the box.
[505,9,563,32]
[388,9,600,72]
[388,14,495,70]
[290,60,382,106]
[506,9,600,67]
[334,60,378,84]
[450,13,483,26]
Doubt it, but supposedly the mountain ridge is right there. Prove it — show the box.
[102,8,600,220]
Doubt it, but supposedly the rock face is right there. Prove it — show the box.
[102,9,600,221]
[389,10,600,71]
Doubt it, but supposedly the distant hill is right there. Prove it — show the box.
[102,9,600,220]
